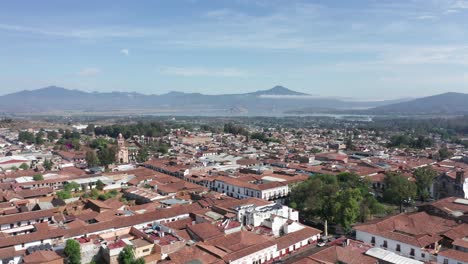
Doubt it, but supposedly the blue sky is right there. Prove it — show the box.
[1,0,468,99]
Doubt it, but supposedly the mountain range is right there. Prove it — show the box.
[0,85,402,115]
[368,92,468,115]
[0,85,466,116]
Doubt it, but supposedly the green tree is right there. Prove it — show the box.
[359,194,385,222]
[290,175,339,236]
[383,173,417,212]
[136,148,149,163]
[90,138,113,150]
[337,172,369,190]
[43,159,53,170]
[47,131,59,141]
[118,246,145,264]
[86,150,100,167]
[71,139,81,150]
[85,124,95,135]
[19,163,29,170]
[91,188,100,199]
[33,174,44,181]
[438,147,452,160]
[291,173,385,233]
[98,146,117,167]
[333,188,363,231]
[35,131,45,145]
[345,137,354,150]
[134,259,145,264]
[414,167,438,202]
[64,239,81,264]
[64,182,81,192]
[18,131,35,144]
[57,191,72,200]
[95,180,105,191]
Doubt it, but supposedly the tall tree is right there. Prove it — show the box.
[43,159,53,170]
[85,124,95,134]
[414,167,438,202]
[47,131,59,141]
[345,137,354,150]
[86,150,99,167]
[18,131,35,144]
[95,180,105,191]
[35,131,45,145]
[359,194,385,222]
[438,147,452,160]
[136,147,149,163]
[64,239,81,264]
[383,173,417,212]
[98,146,117,167]
[333,188,363,232]
[290,175,339,236]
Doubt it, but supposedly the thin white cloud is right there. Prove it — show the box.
[77,67,101,76]
[0,23,163,39]
[160,67,250,77]
[451,0,468,9]
[444,9,459,13]
[415,15,437,20]
[120,49,129,56]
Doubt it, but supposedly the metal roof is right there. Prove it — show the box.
[365,248,424,264]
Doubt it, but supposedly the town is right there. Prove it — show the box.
[0,116,466,264]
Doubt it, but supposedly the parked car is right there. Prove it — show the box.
[317,241,327,247]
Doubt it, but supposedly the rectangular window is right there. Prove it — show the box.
[383,240,387,248]
[410,248,415,257]
[371,237,375,245]
[443,259,448,264]
[396,244,401,252]
[421,253,425,258]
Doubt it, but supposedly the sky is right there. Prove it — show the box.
[1,0,468,99]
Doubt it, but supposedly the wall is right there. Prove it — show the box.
[356,230,435,262]
[230,244,277,264]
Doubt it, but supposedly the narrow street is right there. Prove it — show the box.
[278,244,331,264]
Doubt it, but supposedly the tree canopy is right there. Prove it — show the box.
[64,239,81,264]
[43,159,53,170]
[97,146,117,167]
[18,131,36,144]
[33,174,44,181]
[383,173,417,212]
[118,246,145,264]
[289,172,385,232]
[86,150,100,167]
[414,167,438,202]
[19,163,29,170]
[388,134,433,149]
[95,122,166,138]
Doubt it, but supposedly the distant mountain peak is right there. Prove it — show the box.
[250,85,309,96]
[34,85,70,92]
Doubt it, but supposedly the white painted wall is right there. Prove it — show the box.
[356,230,435,262]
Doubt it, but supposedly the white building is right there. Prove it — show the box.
[355,212,460,263]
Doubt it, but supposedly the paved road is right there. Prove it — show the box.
[279,245,331,264]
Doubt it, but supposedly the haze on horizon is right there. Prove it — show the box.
[1,0,468,100]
